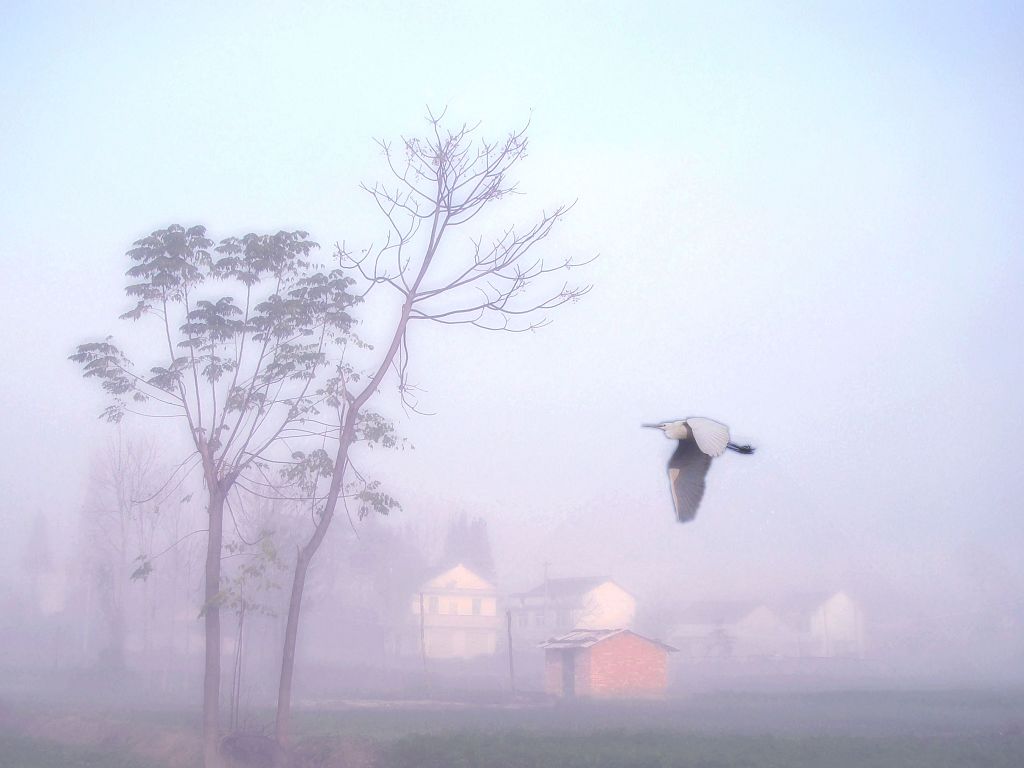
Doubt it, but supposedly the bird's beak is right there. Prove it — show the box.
[641,423,662,429]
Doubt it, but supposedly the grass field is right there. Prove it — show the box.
[0,729,158,768]
[2,690,1023,767]
[379,730,1023,768]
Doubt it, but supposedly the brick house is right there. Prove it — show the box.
[540,628,677,698]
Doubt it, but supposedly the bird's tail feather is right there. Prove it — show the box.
[727,442,755,454]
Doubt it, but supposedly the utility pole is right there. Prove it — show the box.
[542,561,552,627]
[506,608,516,696]
[419,592,428,681]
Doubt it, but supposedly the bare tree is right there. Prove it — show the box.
[22,512,54,615]
[273,111,593,743]
[79,430,162,669]
[70,227,359,767]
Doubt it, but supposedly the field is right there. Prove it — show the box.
[3,689,1024,767]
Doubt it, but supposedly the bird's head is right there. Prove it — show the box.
[642,420,690,439]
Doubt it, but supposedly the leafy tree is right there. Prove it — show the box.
[440,514,496,581]
[70,226,358,767]
[272,111,592,743]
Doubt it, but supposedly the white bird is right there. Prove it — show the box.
[643,417,755,523]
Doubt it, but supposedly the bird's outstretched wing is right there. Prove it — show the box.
[685,417,731,457]
[667,438,713,523]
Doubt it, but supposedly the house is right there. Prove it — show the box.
[669,591,866,659]
[411,563,501,659]
[540,628,677,698]
[777,591,866,658]
[671,600,797,658]
[508,577,636,643]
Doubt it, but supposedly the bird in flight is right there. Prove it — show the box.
[643,417,755,523]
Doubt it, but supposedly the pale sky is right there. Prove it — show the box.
[2,2,1022,631]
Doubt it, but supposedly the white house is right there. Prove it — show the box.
[410,563,501,659]
[787,591,866,658]
[670,591,866,659]
[508,577,637,644]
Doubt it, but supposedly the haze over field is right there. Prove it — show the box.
[1,0,1022,695]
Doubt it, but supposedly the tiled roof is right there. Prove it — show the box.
[539,628,677,652]
[513,577,623,601]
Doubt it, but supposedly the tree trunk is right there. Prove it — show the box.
[203,489,225,768]
[275,436,351,746]
[109,603,127,670]
[275,549,311,746]
[274,308,410,745]
[111,531,128,670]
[270,211,478,735]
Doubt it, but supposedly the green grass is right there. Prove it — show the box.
[291,689,1024,740]
[0,728,161,768]
[4,726,1022,768]
[379,730,1024,768]
[3,690,1024,768]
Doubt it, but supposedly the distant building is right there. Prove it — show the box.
[780,591,866,658]
[540,628,677,698]
[670,590,866,659]
[509,577,636,643]
[411,563,501,659]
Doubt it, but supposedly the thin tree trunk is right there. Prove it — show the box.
[110,602,127,670]
[275,549,311,746]
[230,604,245,731]
[109,514,128,670]
[203,489,225,768]
[275,426,357,746]
[274,309,414,745]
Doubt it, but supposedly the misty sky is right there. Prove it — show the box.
[1,2,1022,616]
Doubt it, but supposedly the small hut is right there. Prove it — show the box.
[540,629,677,698]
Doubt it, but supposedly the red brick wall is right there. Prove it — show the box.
[586,632,668,697]
[544,649,561,695]
[544,649,591,696]
[575,646,591,693]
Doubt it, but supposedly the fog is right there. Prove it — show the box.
[1,2,1022,766]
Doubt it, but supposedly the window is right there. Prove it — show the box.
[518,611,529,628]
[534,610,546,626]
[428,596,439,614]
[472,598,482,616]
